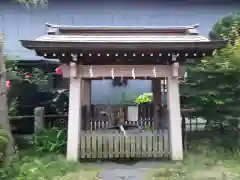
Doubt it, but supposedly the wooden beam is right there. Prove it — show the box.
[60,65,186,78]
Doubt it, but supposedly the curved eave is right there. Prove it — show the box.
[20,40,228,53]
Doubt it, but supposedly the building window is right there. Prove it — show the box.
[112,77,128,87]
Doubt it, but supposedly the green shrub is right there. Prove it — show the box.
[16,155,77,180]
[0,150,21,179]
[0,153,79,180]
[32,128,67,154]
[135,93,152,105]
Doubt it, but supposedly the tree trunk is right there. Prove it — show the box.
[0,33,14,167]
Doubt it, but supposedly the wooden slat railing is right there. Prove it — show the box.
[79,130,169,159]
[88,120,153,131]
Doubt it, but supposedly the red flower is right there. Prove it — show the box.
[5,80,10,89]
[55,67,63,75]
[24,74,32,79]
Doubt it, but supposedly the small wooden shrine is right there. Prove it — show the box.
[21,23,227,161]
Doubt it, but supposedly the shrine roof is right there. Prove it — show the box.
[20,23,228,62]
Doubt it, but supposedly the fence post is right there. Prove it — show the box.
[34,107,45,133]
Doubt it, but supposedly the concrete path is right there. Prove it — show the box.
[83,160,171,180]
[97,168,147,180]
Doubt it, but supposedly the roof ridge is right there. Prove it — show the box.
[45,23,199,29]
[45,23,200,36]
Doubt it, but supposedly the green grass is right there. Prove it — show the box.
[146,133,240,180]
[147,152,240,180]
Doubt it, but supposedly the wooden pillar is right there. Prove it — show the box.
[167,76,183,160]
[66,63,82,161]
[81,79,91,130]
[152,78,162,130]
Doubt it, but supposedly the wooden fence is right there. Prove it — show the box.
[79,131,169,159]
[10,104,207,134]
[87,120,153,131]
[82,104,154,130]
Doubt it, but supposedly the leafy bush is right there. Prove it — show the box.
[16,155,77,180]
[134,93,152,105]
[0,150,21,179]
[32,128,67,154]
[0,153,80,180]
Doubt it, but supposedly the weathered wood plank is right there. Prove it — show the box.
[119,135,125,158]
[90,122,93,131]
[80,135,85,158]
[147,134,153,157]
[91,134,97,158]
[163,130,169,157]
[136,134,142,158]
[108,134,114,158]
[130,135,135,158]
[141,135,146,157]
[158,133,164,157]
[97,134,103,158]
[153,134,158,158]
[114,134,119,158]
[125,136,130,158]
[103,135,109,158]
[86,134,92,158]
